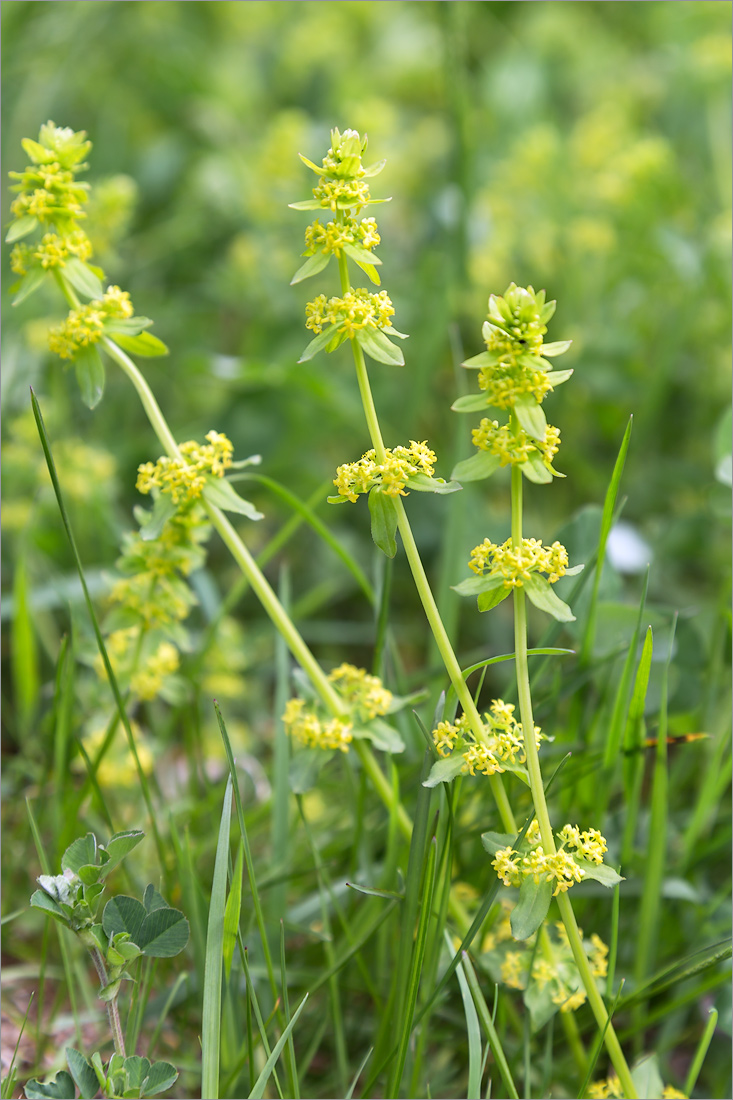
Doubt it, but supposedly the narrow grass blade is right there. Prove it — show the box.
[634,615,676,994]
[684,1007,719,1097]
[617,938,732,1009]
[446,932,482,1100]
[620,626,653,865]
[580,415,633,665]
[247,993,309,1100]
[271,570,291,923]
[30,389,166,877]
[462,953,519,1100]
[201,776,233,1100]
[223,844,244,980]
[387,836,437,1098]
[11,550,40,737]
[279,921,300,1100]
[215,701,279,1004]
[602,567,650,769]
[345,1047,373,1100]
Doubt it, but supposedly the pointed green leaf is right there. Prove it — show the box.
[111,331,169,357]
[630,1055,665,1100]
[423,755,466,788]
[382,325,409,339]
[362,158,387,177]
[12,265,47,306]
[546,368,574,386]
[103,316,153,336]
[343,242,381,266]
[6,214,39,243]
[353,718,404,754]
[23,1071,76,1099]
[451,393,492,413]
[353,259,381,285]
[461,350,496,369]
[139,494,178,541]
[290,250,331,285]
[65,1048,100,1100]
[573,857,624,888]
[74,345,105,409]
[287,198,324,210]
[298,153,325,175]
[478,585,512,613]
[452,574,505,597]
[288,748,327,794]
[451,451,501,482]
[519,453,553,484]
[327,494,350,504]
[405,473,461,494]
[368,488,399,557]
[541,340,572,357]
[523,574,575,622]
[63,256,105,299]
[356,326,404,366]
[514,395,547,441]
[298,324,337,362]
[202,475,264,520]
[222,844,244,979]
[480,832,516,857]
[510,876,553,940]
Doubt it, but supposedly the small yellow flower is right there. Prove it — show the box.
[468,536,569,587]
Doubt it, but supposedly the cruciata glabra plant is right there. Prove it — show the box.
[289,126,638,1097]
[5,122,688,1099]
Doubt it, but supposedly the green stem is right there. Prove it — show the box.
[89,945,126,1058]
[509,463,637,1098]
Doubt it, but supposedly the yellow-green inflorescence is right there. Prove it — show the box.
[283,663,404,756]
[482,899,609,1022]
[136,431,234,507]
[292,127,409,367]
[333,441,437,501]
[492,820,609,898]
[587,1078,686,1099]
[430,699,542,782]
[48,285,134,359]
[452,282,573,486]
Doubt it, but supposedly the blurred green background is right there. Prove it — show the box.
[2,0,730,717]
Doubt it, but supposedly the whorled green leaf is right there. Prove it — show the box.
[287,198,324,210]
[523,574,575,622]
[451,451,502,483]
[111,331,169,357]
[290,249,331,285]
[74,344,105,409]
[103,316,153,336]
[510,876,553,940]
[63,256,105,300]
[451,393,492,413]
[461,350,498,370]
[368,487,399,558]
[102,895,189,958]
[139,494,177,541]
[478,585,512,613]
[451,573,504,597]
[5,214,38,243]
[298,324,338,362]
[519,453,554,484]
[405,473,461,495]
[574,857,624,888]
[353,717,405,754]
[480,832,516,857]
[541,340,572,357]
[343,242,382,267]
[546,368,574,387]
[513,394,547,441]
[356,326,405,366]
[22,1070,76,1099]
[12,265,47,306]
[423,754,466,788]
[65,1047,99,1100]
[288,748,327,794]
[202,474,264,520]
[353,258,381,285]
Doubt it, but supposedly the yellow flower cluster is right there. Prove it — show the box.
[477,361,554,410]
[11,228,92,276]
[483,902,609,1016]
[304,216,380,257]
[305,288,395,338]
[432,699,541,776]
[319,128,368,179]
[327,663,392,720]
[282,698,353,753]
[130,641,180,701]
[472,419,561,468]
[469,536,569,587]
[492,821,609,897]
[47,286,134,360]
[95,632,180,702]
[587,1077,686,1099]
[136,431,234,507]
[334,441,436,501]
[313,176,371,211]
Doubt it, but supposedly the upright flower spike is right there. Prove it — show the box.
[7,124,169,409]
[451,283,573,484]
[291,128,409,366]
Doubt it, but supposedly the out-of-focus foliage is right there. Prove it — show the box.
[2,1,730,605]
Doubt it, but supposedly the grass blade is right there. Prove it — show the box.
[247,993,309,1100]
[201,776,233,1100]
[462,952,519,1100]
[446,931,482,1100]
